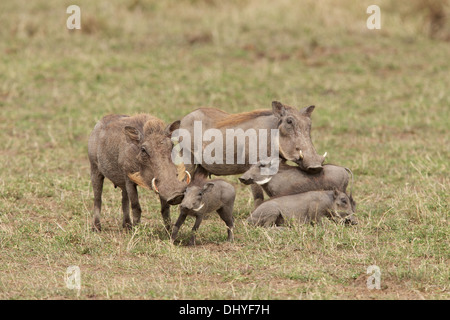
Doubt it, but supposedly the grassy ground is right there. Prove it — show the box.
[0,0,448,299]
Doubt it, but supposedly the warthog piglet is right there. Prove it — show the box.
[171,179,236,245]
[247,189,357,227]
[239,158,352,201]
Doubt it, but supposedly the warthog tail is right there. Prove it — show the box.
[344,167,354,197]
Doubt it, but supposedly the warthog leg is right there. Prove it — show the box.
[251,184,265,208]
[217,207,234,242]
[121,188,132,230]
[90,164,104,232]
[159,196,172,232]
[125,179,142,227]
[171,209,188,243]
[189,214,204,246]
[247,203,283,227]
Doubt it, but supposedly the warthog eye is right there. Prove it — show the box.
[285,116,296,126]
[141,147,149,156]
[341,198,348,204]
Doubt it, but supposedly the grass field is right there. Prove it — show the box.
[0,0,449,299]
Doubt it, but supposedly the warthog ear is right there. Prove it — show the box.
[349,194,357,211]
[124,126,142,146]
[300,105,315,118]
[272,101,286,118]
[202,182,214,194]
[165,120,181,137]
[332,188,339,199]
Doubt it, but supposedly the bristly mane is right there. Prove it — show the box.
[215,109,274,128]
[117,114,165,135]
[190,165,210,186]
[143,117,165,135]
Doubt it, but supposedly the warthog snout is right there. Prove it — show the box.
[179,202,194,211]
[300,153,326,173]
[238,176,253,185]
[151,176,187,205]
[345,214,358,225]
[167,192,185,205]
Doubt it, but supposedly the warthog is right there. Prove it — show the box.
[239,158,352,202]
[247,189,357,227]
[88,114,188,231]
[176,101,326,207]
[171,179,235,245]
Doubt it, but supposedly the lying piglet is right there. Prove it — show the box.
[247,189,357,227]
[239,158,352,200]
[171,179,235,245]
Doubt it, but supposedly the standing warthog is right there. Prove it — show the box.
[88,114,189,231]
[247,189,357,227]
[176,101,326,207]
[171,179,235,245]
[239,158,352,203]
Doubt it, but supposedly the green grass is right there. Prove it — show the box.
[0,0,449,299]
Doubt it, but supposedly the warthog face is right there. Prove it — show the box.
[180,183,214,211]
[239,158,279,185]
[272,101,325,173]
[328,189,357,225]
[124,120,188,205]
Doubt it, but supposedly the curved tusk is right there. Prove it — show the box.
[299,149,304,160]
[193,203,204,212]
[185,170,191,184]
[323,152,327,158]
[151,178,159,194]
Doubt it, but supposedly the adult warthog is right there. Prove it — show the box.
[175,101,326,206]
[88,114,189,231]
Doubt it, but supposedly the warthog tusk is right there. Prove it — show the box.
[193,203,204,212]
[256,177,272,185]
[185,170,191,184]
[299,150,304,160]
[323,152,327,158]
[151,178,159,194]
